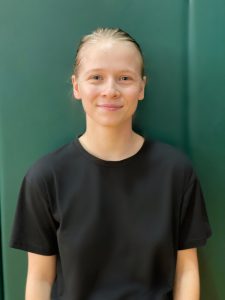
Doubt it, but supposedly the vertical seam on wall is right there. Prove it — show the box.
[184,0,192,155]
[187,0,195,158]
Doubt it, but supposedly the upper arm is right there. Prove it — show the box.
[174,248,200,299]
[176,248,199,274]
[27,252,57,285]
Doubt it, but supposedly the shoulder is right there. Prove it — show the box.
[147,138,195,185]
[149,139,190,163]
[24,140,75,186]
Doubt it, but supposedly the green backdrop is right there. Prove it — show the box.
[1,0,224,299]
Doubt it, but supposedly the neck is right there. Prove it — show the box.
[78,119,143,161]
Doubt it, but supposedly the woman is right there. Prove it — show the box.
[10,27,212,300]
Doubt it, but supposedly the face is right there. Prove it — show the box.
[71,40,146,128]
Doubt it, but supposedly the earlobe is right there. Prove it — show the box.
[138,77,146,100]
[71,75,81,100]
[138,93,145,101]
[138,90,144,101]
[73,88,81,100]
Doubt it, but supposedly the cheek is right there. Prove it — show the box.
[79,85,100,100]
[124,86,142,99]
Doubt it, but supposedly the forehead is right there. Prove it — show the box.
[78,40,142,74]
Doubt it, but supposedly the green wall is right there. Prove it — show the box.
[1,0,224,299]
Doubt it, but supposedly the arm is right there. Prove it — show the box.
[173,248,200,300]
[25,252,56,300]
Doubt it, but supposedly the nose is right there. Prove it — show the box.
[101,78,120,98]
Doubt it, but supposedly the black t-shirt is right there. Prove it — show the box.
[10,134,212,300]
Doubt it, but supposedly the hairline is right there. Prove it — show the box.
[75,38,144,78]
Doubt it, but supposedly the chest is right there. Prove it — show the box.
[54,166,179,255]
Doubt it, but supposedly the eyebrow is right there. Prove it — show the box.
[85,69,104,75]
[84,68,136,75]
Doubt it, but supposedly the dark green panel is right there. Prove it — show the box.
[188,1,225,299]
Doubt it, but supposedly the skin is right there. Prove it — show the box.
[26,253,56,300]
[174,248,200,299]
[71,40,147,161]
[26,39,200,299]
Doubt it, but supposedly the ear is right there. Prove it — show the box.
[138,75,147,101]
[71,75,81,100]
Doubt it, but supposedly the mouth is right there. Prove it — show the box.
[97,104,123,111]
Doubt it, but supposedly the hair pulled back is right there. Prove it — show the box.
[73,27,145,78]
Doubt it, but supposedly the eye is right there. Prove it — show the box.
[120,76,131,81]
[90,75,103,80]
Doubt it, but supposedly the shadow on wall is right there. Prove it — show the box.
[198,249,219,300]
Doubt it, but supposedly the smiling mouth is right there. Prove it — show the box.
[97,104,123,111]
[97,104,123,108]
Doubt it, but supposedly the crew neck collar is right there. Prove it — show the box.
[73,133,149,167]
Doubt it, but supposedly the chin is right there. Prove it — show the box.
[98,119,132,128]
[87,114,131,128]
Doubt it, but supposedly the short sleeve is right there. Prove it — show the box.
[178,169,212,250]
[9,174,58,255]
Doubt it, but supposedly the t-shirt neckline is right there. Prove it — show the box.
[73,133,149,167]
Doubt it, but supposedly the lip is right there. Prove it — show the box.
[97,104,123,111]
[97,104,123,108]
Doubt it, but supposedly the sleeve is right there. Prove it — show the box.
[9,174,59,255]
[177,169,213,250]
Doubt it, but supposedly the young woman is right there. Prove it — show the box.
[10,28,212,300]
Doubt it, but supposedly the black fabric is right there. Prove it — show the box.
[10,134,212,300]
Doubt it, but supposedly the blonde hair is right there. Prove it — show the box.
[73,27,145,77]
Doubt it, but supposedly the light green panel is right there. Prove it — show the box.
[0,0,223,299]
[188,1,225,299]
